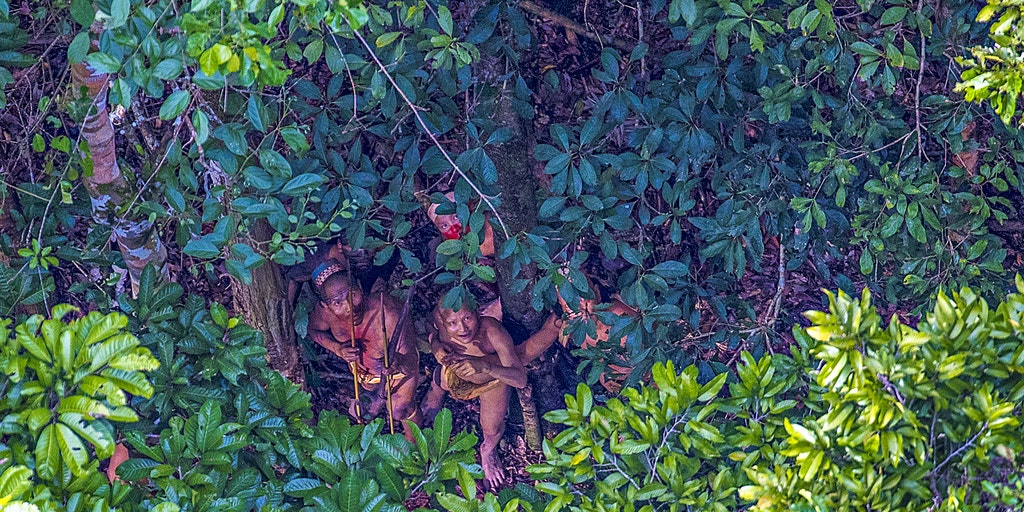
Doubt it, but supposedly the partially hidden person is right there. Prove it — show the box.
[555,270,638,394]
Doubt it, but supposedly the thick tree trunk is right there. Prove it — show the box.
[490,85,543,332]
[231,219,305,386]
[487,84,545,450]
[71,60,167,294]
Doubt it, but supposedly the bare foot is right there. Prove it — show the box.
[481,449,507,491]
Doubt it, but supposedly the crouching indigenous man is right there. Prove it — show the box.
[420,297,527,490]
[307,260,421,429]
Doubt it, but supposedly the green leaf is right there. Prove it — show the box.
[376,463,406,501]
[115,458,161,481]
[153,59,184,80]
[35,424,59,480]
[284,478,326,498]
[880,6,907,25]
[259,149,292,178]
[71,0,95,26]
[68,32,91,64]
[438,5,454,35]
[158,90,190,120]
[280,173,324,196]
[60,413,114,458]
[58,396,111,418]
[192,109,209,145]
[539,196,567,218]
[101,368,155,398]
[183,239,220,259]
[88,333,139,371]
[376,32,401,47]
[0,466,32,505]
[109,0,130,29]
[859,249,873,275]
[436,239,463,256]
[879,213,903,238]
[337,472,365,511]
[85,52,121,74]
[670,0,697,24]
[967,239,988,260]
[652,260,688,279]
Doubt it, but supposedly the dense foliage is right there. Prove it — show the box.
[3,0,1024,382]
[535,283,1024,511]
[2,0,1024,509]
[1,281,1022,510]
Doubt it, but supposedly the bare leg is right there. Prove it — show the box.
[106,442,129,483]
[390,373,421,442]
[420,376,447,425]
[478,383,510,490]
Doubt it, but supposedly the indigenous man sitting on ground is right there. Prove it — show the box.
[555,271,638,394]
[420,297,529,490]
[307,260,421,428]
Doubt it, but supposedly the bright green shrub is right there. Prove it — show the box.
[531,283,1024,511]
[0,305,159,511]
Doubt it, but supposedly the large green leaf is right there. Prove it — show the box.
[57,396,111,418]
[59,413,114,459]
[79,311,128,346]
[88,333,140,372]
[283,478,327,498]
[35,424,59,480]
[0,466,32,504]
[100,368,155,398]
[55,423,88,475]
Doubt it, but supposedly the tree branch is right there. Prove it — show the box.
[517,0,635,54]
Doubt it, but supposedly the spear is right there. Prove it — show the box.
[379,292,394,434]
[381,280,416,434]
[345,260,362,420]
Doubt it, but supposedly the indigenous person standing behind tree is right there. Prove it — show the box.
[420,297,527,490]
[307,260,421,428]
[555,270,638,394]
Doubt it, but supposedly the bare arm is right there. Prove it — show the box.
[308,307,358,362]
[477,318,527,388]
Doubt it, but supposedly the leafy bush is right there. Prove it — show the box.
[0,305,159,511]
[531,284,1024,511]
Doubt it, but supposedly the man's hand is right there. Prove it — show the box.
[334,345,361,363]
[449,358,490,379]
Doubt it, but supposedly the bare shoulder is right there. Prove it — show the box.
[308,303,330,330]
[478,317,513,346]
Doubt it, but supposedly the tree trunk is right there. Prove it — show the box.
[490,84,544,332]
[231,219,305,386]
[71,59,167,294]
[487,84,545,450]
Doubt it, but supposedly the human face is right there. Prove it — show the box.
[434,213,464,240]
[441,307,479,345]
[321,280,362,318]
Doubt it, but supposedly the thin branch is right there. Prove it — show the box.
[517,0,635,54]
[346,29,511,239]
[932,421,988,475]
[914,0,927,160]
